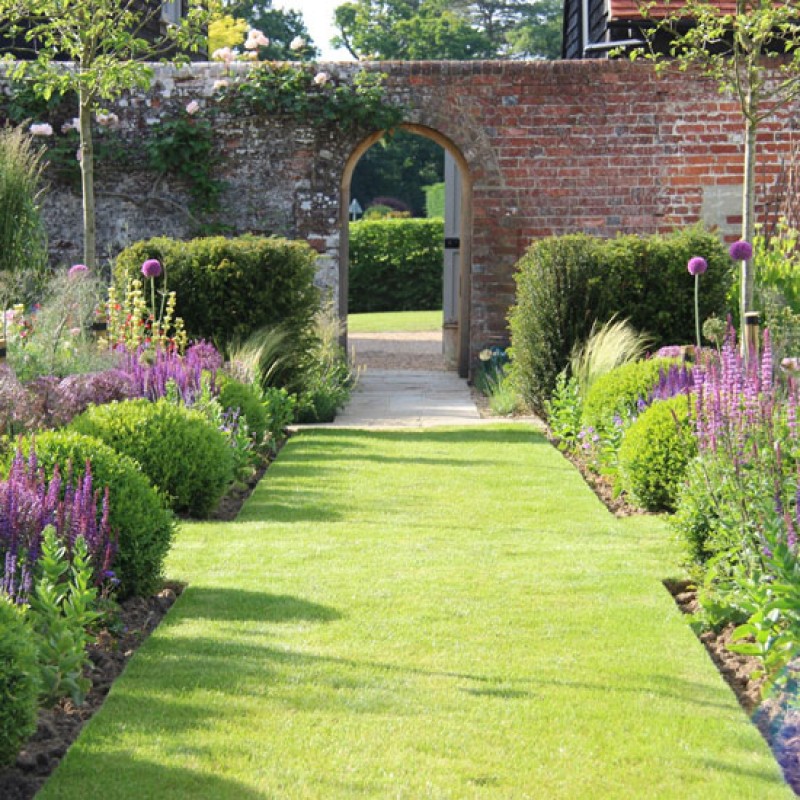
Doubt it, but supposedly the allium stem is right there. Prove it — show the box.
[694,273,701,350]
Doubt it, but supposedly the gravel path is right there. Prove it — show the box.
[348,331,447,371]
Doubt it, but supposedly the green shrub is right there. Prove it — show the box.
[508,227,732,413]
[617,394,697,511]
[424,182,445,218]
[672,454,731,570]
[599,227,731,347]
[508,234,607,414]
[217,375,269,444]
[261,387,296,450]
[581,357,675,433]
[348,218,444,312]
[15,430,175,598]
[71,399,234,518]
[0,599,39,767]
[113,235,320,355]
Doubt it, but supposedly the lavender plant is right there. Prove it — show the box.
[677,324,800,693]
[0,447,116,606]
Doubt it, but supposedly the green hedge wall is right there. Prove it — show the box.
[509,227,732,413]
[348,218,444,313]
[114,235,320,350]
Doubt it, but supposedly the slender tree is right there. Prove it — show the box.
[0,0,212,269]
[635,0,800,327]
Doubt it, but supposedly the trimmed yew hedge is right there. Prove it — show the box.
[348,218,443,312]
[509,227,732,413]
[114,235,320,349]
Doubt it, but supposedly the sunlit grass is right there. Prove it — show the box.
[348,309,442,333]
[39,427,792,799]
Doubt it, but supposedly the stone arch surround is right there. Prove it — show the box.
[26,59,799,372]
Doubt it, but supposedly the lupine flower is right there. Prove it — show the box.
[29,122,53,136]
[141,259,162,278]
[687,256,708,276]
[729,240,753,261]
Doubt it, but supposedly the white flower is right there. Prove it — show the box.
[211,46,234,64]
[212,79,229,92]
[313,71,330,87]
[61,120,76,134]
[29,122,53,136]
[96,112,119,128]
[289,36,305,51]
[185,100,200,115]
[245,28,269,49]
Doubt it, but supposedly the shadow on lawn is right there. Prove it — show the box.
[172,586,342,624]
[50,751,266,800]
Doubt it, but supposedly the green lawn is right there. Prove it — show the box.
[348,309,442,333]
[40,427,791,799]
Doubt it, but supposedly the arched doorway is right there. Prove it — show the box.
[339,123,472,378]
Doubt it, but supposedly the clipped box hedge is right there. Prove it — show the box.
[114,235,320,349]
[509,227,732,413]
[349,218,444,312]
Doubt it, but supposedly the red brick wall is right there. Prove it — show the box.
[375,60,796,358]
[26,60,798,369]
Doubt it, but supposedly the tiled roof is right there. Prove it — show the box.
[609,0,739,21]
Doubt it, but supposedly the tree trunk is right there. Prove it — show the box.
[741,114,757,323]
[78,87,96,269]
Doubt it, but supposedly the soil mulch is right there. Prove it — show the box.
[0,453,271,800]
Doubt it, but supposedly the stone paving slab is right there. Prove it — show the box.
[299,368,541,429]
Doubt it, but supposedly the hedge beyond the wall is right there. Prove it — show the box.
[114,235,320,349]
[348,218,444,313]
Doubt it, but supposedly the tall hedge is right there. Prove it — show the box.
[114,235,320,349]
[508,227,732,413]
[348,218,444,312]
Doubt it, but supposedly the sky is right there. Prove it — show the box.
[277,0,355,61]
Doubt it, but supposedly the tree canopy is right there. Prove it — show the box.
[333,0,562,60]
[218,0,319,60]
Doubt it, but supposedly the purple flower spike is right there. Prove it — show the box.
[687,256,708,276]
[729,240,753,261]
[141,259,162,279]
[68,264,88,277]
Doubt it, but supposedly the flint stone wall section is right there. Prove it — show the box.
[20,59,799,366]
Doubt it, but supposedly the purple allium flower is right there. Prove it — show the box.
[687,256,708,276]
[68,264,89,277]
[729,240,753,261]
[141,259,162,279]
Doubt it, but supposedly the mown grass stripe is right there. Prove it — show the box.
[39,426,792,799]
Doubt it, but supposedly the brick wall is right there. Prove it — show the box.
[16,59,799,371]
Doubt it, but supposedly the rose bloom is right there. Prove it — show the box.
[185,100,200,115]
[313,72,330,86]
[245,29,270,49]
[211,46,234,63]
[68,264,89,277]
[212,79,229,92]
[29,122,53,136]
[290,36,305,51]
